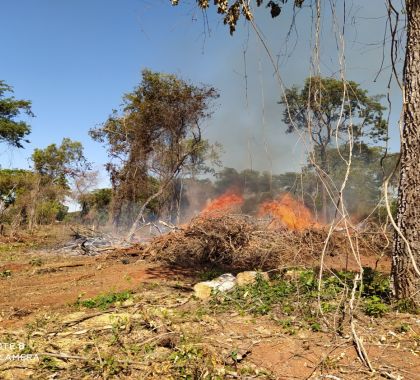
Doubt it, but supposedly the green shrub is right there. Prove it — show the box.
[363,296,389,317]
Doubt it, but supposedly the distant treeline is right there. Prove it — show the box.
[28,143,395,228]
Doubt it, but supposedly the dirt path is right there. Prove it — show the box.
[0,240,391,329]
[0,253,178,328]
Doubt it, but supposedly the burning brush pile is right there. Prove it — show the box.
[143,191,391,270]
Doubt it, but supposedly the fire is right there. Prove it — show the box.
[258,193,319,230]
[201,190,244,216]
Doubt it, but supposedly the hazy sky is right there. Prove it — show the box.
[0,0,403,185]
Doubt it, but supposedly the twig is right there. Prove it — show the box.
[349,273,374,372]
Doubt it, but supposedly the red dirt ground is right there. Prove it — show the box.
[0,254,177,328]
[0,237,417,380]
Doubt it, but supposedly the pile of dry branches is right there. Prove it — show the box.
[143,215,391,270]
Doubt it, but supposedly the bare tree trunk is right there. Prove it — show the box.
[392,0,420,304]
[125,184,167,240]
[28,176,41,232]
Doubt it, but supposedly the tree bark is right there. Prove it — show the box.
[392,0,420,304]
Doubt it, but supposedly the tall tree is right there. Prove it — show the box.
[280,77,387,221]
[0,80,33,148]
[31,138,90,188]
[29,139,90,229]
[306,144,399,220]
[90,69,219,229]
[171,0,420,303]
[392,0,420,304]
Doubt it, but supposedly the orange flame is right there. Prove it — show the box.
[258,193,319,230]
[201,190,244,216]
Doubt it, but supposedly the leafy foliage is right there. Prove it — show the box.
[31,138,90,188]
[304,144,399,220]
[279,77,388,220]
[0,139,89,226]
[171,0,305,34]
[211,268,393,326]
[90,69,220,226]
[363,296,389,317]
[0,80,33,148]
[0,169,35,207]
[280,77,387,145]
[0,169,70,226]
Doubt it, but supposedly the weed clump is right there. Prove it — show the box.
[209,268,394,332]
[76,291,132,310]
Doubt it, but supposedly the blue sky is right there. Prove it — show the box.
[0,0,403,185]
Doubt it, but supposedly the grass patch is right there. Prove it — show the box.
[76,291,132,310]
[209,268,394,328]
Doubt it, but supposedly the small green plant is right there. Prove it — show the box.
[363,295,389,317]
[143,343,155,354]
[102,356,124,376]
[282,303,294,315]
[29,258,43,266]
[276,318,297,335]
[40,356,61,371]
[395,323,410,333]
[169,344,208,377]
[361,268,391,300]
[230,349,239,363]
[199,268,225,281]
[298,270,316,291]
[310,322,322,332]
[321,355,339,371]
[212,273,295,316]
[0,270,12,278]
[321,302,335,313]
[109,316,128,346]
[76,291,132,310]
[394,298,419,314]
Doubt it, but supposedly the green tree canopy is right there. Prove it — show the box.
[0,80,33,148]
[0,169,35,208]
[279,76,387,220]
[90,69,220,226]
[31,138,90,188]
[281,76,387,147]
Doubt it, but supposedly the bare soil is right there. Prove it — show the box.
[0,228,418,379]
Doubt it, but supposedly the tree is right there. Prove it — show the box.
[79,188,113,226]
[0,169,35,221]
[392,0,420,304]
[29,138,90,229]
[171,0,420,304]
[0,80,33,148]
[31,138,90,188]
[90,69,219,230]
[305,144,399,221]
[0,169,68,228]
[280,77,387,221]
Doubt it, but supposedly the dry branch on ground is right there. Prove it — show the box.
[143,215,391,270]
